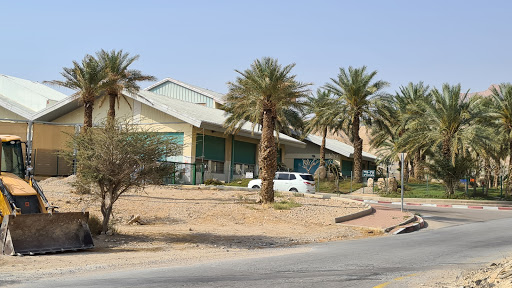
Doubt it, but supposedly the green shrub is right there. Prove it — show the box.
[272,199,302,210]
[204,178,224,185]
[88,214,103,235]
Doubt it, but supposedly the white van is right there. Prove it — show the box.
[247,172,316,194]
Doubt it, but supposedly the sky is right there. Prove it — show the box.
[1,0,511,96]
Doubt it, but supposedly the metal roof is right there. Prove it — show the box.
[305,134,377,161]
[145,77,226,104]
[33,89,305,148]
[0,74,68,114]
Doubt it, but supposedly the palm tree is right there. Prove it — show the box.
[304,89,343,179]
[401,83,488,195]
[324,66,389,183]
[96,49,156,126]
[45,55,107,130]
[224,57,311,204]
[488,83,512,195]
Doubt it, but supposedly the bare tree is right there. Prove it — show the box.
[64,118,181,233]
[300,159,319,174]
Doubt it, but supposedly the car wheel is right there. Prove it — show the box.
[252,185,260,189]
[289,188,298,192]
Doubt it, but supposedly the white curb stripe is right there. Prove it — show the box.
[482,206,499,211]
[421,204,437,207]
[391,202,402,205]
[452,205,469,209]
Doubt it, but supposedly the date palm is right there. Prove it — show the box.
[324,66,389,183]
[96,49,156,126]
[224,57,311,203]
[373,82,431,180]
[488,83,512,195]
[304,89,343,178]
[45,55,107,130]
[401,83,488,195]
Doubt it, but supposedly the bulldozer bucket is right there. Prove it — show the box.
[0,212,94,255]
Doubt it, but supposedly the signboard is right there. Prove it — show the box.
[245,172,254,179]
[362,170,375,178]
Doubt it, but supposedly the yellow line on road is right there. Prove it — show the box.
[373,273,417,288]
[373,282,391,288]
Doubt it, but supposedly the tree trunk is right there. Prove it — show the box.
[484,158,491,196]
[404,159,410,183]
[494,161,500,189]
[352,112,363,183]
[410,159,415,179]
[317,126,328,180]
[508,141,512,196]
[259,107,277,204]
[100,195,113,234]
[442,136,451,161]
[83,101,94,130]
[107,93,116,127]
[413,150,424,180]
[320,126,327,167]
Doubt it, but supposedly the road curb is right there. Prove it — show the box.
[334,205,374,223]
[351,199,512,211]
[393,216,425,235]
[384,213,416,233]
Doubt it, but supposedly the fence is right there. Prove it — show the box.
[33,149,73,176]
[162,162,197,185]
[0,120,76,176]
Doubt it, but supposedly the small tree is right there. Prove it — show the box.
[65,119,180,233]
[300,159,319,174]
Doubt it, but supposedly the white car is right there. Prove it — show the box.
[247,172,316,194]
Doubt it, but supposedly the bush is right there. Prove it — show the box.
[272,199,302,210]
[204,178,224,185]
[88,214,103,235]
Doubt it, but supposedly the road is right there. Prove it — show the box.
[13,206,512,288]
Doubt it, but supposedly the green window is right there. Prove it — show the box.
[196,134,225,162]
[233,140,256,164]
[161,132,184,145]
[341,160,353,177]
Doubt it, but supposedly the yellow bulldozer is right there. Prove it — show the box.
[0,135,94,255]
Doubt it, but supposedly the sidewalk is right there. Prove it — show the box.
[325,188,512,210]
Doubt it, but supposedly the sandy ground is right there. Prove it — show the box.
[0,176,394,282]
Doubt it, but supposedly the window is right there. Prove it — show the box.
[234,163,255,175]
[195,159,224,174]
[277,173,289,180]
[211,161,224,174]
[300,174,314,181]
[289,174,296,180]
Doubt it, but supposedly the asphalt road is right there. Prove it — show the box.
[13,206,512,288]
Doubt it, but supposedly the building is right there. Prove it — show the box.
[284,134,377,177]
[0,74,68,120]
[33,89,305,183]
[145,77,225,109]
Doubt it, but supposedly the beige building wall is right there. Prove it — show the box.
[32,124,76,176]
[0,122,28,140]
[0,107,26,121]
[53,95,135,125]
[140,104,193,162]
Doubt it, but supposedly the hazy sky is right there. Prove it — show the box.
[1,0,510,95]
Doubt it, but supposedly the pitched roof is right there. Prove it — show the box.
[305,134,377,162]
[33,90,305,148]
[145,77,226,104]
[0,74,68,117]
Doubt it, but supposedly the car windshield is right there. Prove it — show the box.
[300,174,314,181]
